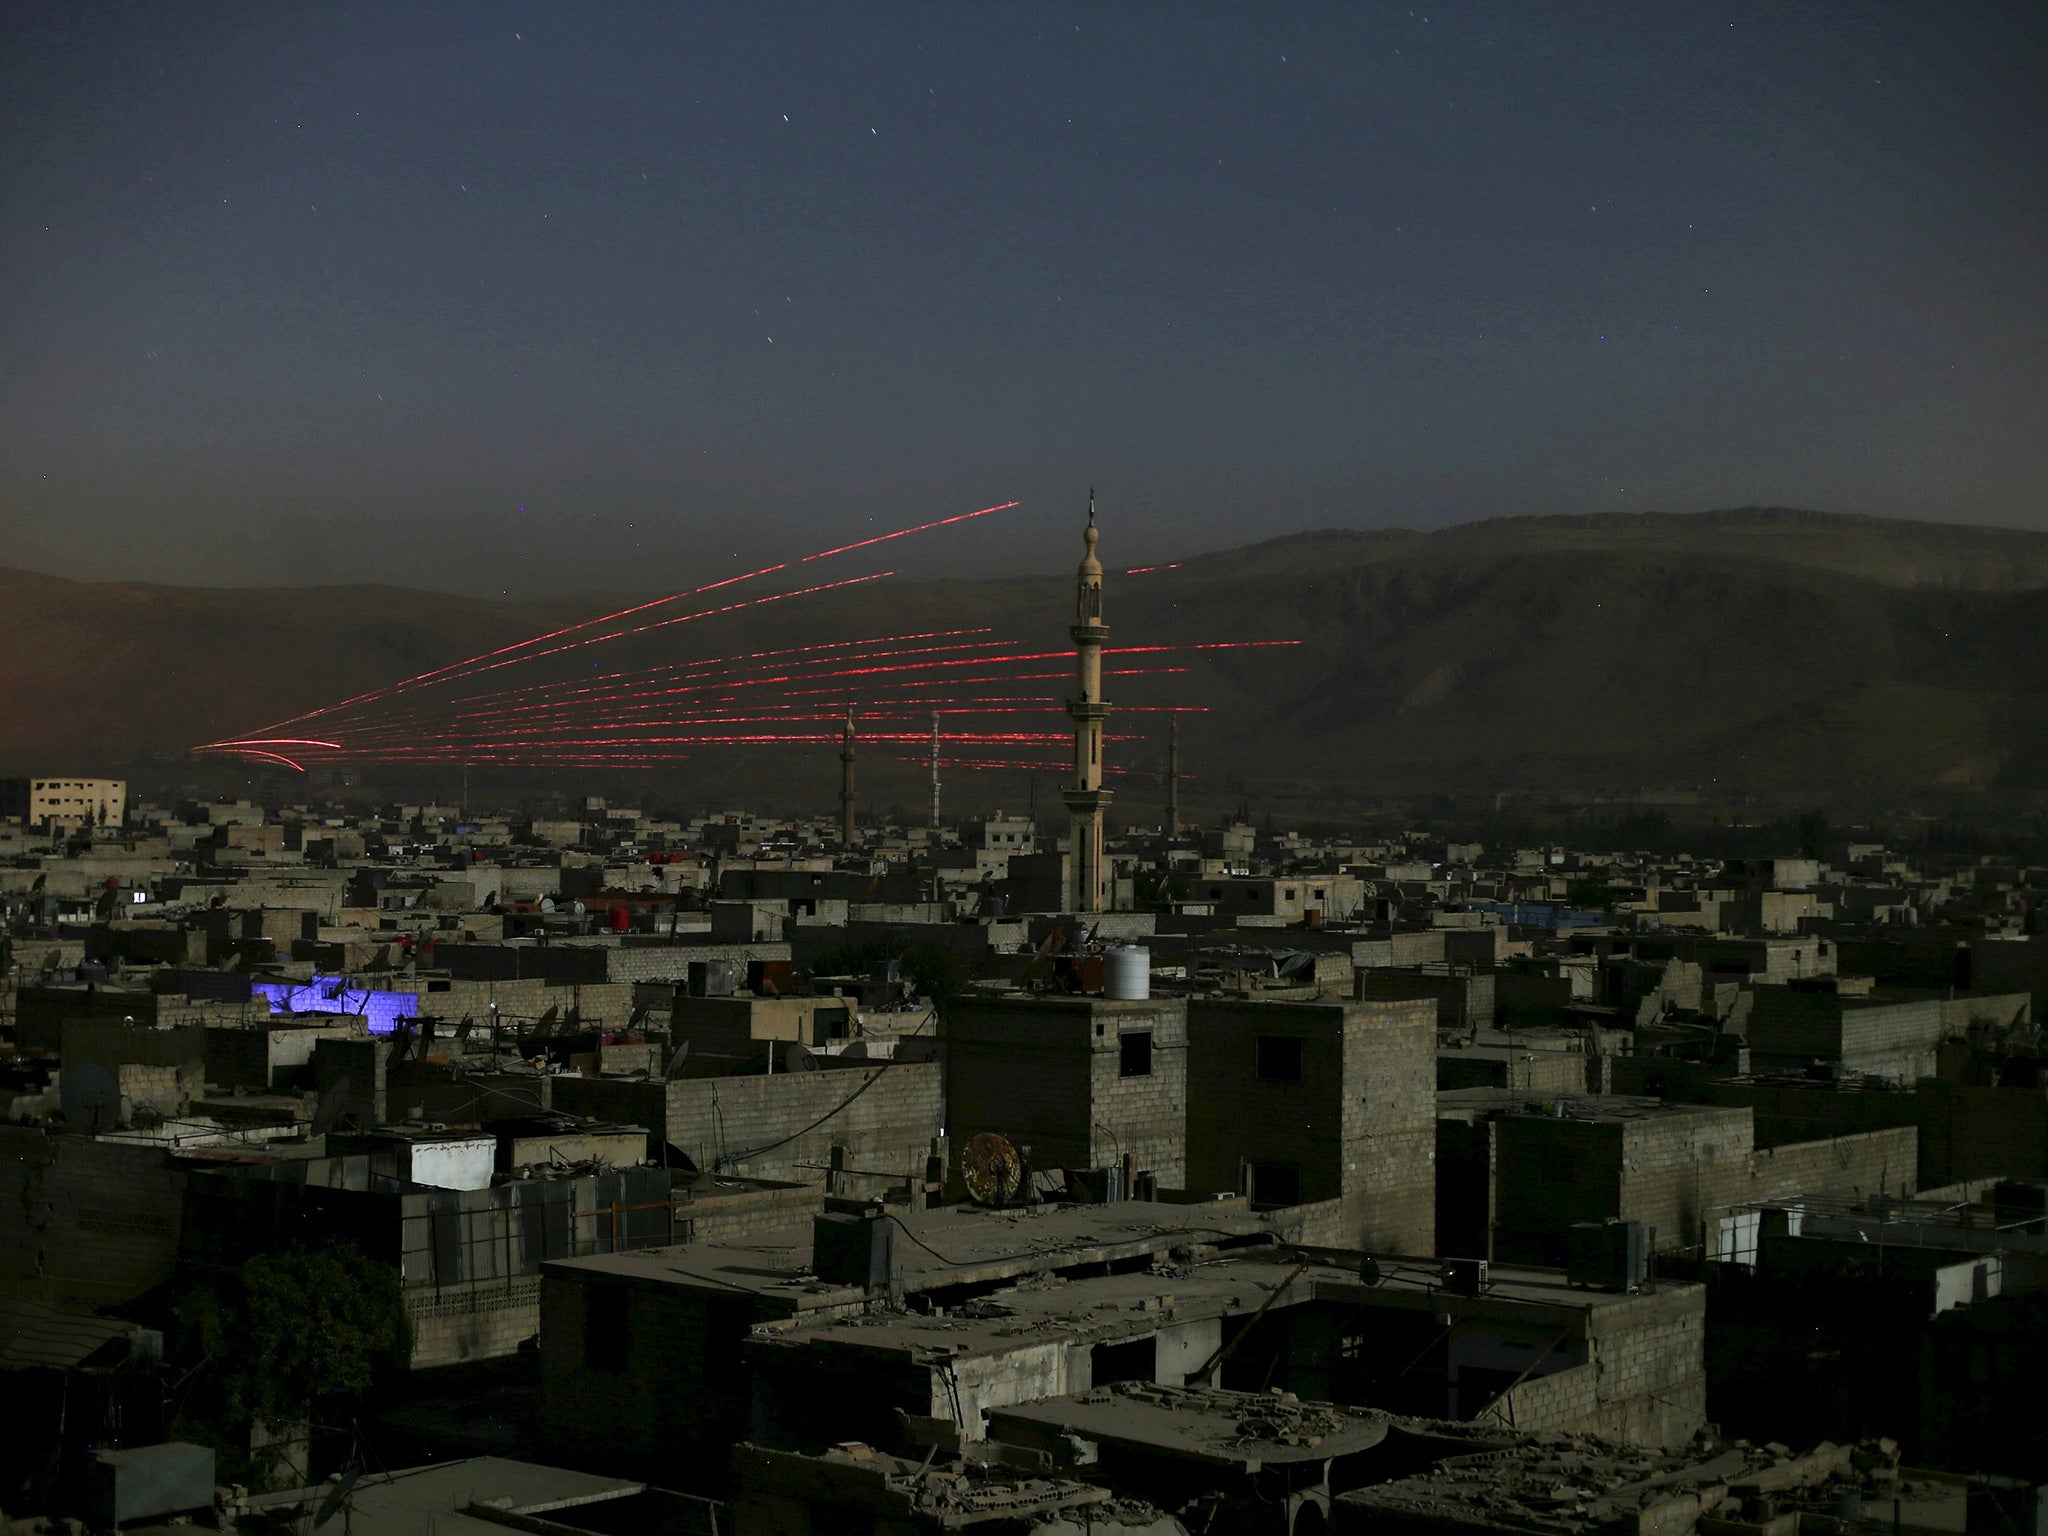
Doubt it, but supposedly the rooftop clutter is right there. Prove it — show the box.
[7,753,2048,1527]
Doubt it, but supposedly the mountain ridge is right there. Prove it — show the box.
[5,507,2046,804]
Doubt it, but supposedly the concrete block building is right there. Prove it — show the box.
[551,1057,945,1189]
[943,993,1188,1191]
[1437,1091,1920,1265]
[1185,997,1436,1253]
[1745,981,2026,1082]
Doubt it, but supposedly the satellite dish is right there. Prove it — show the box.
[664,1040,691,1079]
[453,1014,476,1042]
[532,1004,561,1039]
[540,898,556,913]
[961,1132,1024,1207]
[312,1075,352,1137]
[571,901,585,916]
[1358,1255,1383,1287]
[63,1064,123,1133]
[313,1464,362,1531]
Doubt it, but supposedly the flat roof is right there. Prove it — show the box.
[1436,1090,1747,1125]
[205,1458,646,1536]
[990,1382,1389,1470]
[1336,1437,1865,1536]
[545,1198,1275,1307]
[735,1444,1120,1527]
[757,1254,1311,1361]
[755,1252,1685,1364]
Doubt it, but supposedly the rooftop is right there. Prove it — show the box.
[1436,1090,1748,1126]
[734,1443,1163,1531]
[989,1382,1389,1471]
[1336,1436,1881,1536]
[545,1198,1277,1310]
[208,1458,650,1536]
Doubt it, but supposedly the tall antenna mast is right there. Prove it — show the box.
[1166,717,1181,836]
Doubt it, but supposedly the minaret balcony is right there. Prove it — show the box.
[1067,700,1112,723]
[1069,622,1110,646]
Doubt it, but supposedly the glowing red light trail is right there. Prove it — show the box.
[251,501,1018,732]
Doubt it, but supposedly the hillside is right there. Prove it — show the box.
[5,507,2047,809]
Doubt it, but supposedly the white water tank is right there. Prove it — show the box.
[1103,945,1151,1001]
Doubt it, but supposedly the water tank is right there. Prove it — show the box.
[1103,945,1150,1000]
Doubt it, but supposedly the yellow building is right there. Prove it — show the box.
[2,776,127,829]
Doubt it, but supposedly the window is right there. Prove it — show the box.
[1120,1030,1153,1078]
[1255,1035,1303,1082]
[1249,1161,1301,1207]
[584,1285,630,1371]
[1091,1335,1156,1385]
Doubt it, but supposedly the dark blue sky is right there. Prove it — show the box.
[4,2,2043,595]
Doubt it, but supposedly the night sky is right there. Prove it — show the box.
[4,2,2044,596]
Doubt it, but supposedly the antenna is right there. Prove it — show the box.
[1166,716,1182,836]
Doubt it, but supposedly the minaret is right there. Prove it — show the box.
[1165,717,1181,836]
[929,713,942,830]
[839,709,857,848]
[1062,491,1113,912]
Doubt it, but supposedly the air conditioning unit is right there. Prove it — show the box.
[1567,1220,1648,1291]
[812,1211,894,1290]
[1440,1258,1488,1296]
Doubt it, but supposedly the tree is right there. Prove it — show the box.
[177,1244,410,1455]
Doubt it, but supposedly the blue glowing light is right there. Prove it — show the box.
[252,974,420,1035]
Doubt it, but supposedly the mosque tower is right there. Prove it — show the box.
[1062,491,1113,912]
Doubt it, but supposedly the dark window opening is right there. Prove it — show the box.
[584,1285,629,1372]
[1120,1030,1153,1078]
[1249,1161,1302,1208]
[1092,1335,1156,1386]
[1256,1035,1304,1081]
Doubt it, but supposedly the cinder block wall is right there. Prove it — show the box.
[538,1272,765,1491]
[1187,997,1435,1254]
[1615,1107,1758,1254]
[946,995,1188,1188]
[0,1126,186,1309]
[1491,1116,1628,1264]
[640,1060,945,1185]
